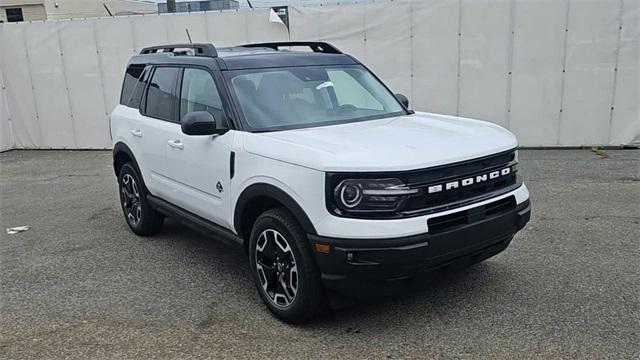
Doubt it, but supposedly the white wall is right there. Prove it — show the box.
[0,9,288,149]
[0,59,13,151]
[290,0,639,147]
[0,1,638,150]
[0,29,14,151]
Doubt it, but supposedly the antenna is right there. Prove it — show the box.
[102,3,113,16]
[185,29,193,44]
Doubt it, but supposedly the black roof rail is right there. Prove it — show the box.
[140,43,218,57]
[240,41,342,54]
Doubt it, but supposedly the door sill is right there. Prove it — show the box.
[147,194,243,248]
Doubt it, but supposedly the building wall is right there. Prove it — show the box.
[0,2,46,22]
[43,0,156,19]
[0,0,154,22]
[158,0,239,14]
[0,0,44,7]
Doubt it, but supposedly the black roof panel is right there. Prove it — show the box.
[218,50,357,70]
[129,45,358,70]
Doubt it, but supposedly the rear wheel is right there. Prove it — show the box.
[249,208,324,323]
[118,162,163,236]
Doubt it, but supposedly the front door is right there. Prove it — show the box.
[162,67,234,228]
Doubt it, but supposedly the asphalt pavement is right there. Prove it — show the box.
[1,149,638,359]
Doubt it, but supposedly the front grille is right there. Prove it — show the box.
[428,196,516,234]
[401,149,518,216]
[325,148,519,219]
[404,150,515,185]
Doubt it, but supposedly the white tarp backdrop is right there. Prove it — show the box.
[0,0,638,151]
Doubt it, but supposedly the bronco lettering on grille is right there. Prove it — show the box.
[427,167,512,194]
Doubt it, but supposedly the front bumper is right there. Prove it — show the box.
[308,198,531,296]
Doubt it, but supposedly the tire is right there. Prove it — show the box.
[248,208,324,323]
[118,162,163,236]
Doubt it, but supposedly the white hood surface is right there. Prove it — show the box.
[242,112,518,172]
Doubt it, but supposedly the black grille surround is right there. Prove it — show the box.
[326,148,520,219]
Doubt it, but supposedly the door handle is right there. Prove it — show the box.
[130,129,143,137]
[167,139,184,150]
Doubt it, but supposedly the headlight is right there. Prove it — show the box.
[338,182,363,208]
[333,178,419,214]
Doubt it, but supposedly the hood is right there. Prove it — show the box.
[242,112,518,172]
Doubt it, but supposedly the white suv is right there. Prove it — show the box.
[111,42,531,323]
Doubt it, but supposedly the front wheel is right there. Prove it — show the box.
[249,208,324,323]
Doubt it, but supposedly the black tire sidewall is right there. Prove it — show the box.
[248,209,323,323]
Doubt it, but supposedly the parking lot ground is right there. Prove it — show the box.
[1,149,639,359]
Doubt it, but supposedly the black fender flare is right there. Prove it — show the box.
[112,142,147,190]
[234,183,317,236]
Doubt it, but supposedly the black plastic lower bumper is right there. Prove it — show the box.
[308,198,531,296]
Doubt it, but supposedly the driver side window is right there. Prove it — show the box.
[179,68,227,127]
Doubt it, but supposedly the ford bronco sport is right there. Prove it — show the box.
[111,42,531,323]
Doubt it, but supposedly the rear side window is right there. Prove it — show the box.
[120,65,145,106]
[127,67,150,109]
[144,67,179,121]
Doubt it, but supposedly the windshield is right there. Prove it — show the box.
[226,65,406,131]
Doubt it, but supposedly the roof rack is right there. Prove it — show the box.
[240,42,342,54]
[140,43,218,57]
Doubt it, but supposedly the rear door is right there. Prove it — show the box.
[118,64,150,175]
[135,66,182,198]
[162,67,234,228]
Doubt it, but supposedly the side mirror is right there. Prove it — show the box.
[181,111,227,136]
[395,93,410,109]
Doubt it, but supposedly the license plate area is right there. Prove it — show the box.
[427,196,516,234]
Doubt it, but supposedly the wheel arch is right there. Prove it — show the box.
[234,183,317,250]
[113,142,145,189]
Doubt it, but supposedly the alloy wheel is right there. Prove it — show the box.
[255,229,298,308]
[121,173,141,226]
